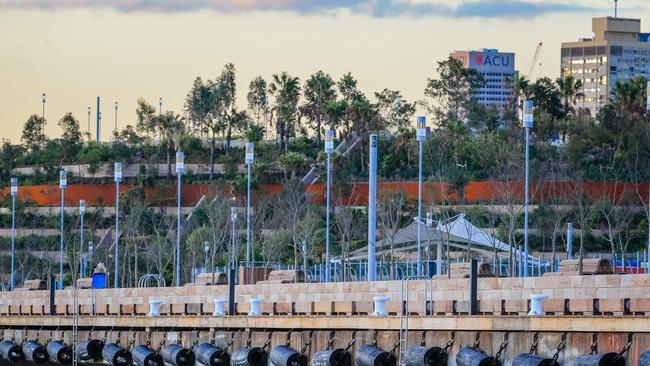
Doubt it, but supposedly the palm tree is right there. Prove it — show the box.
[269,72,301,153]
[508,75,531,112]
[302,71,336,146]
[158,111,186,180]
[556,76,584,116]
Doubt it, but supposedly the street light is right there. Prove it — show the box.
[324,130,334,282]
[416,116,427,277]
[245,143,254,265]
[425,211,433,277]
[114,101,119,136]
[229,207,238,315]
[87,241,94,275]
[42,93,46,145]
[175,151,184,287]
[79,200,86,279]
[114,162,123,288]
[522,100,534,277]
[87,107,91,140]
[10,178,17,290]
[59,170,67,289]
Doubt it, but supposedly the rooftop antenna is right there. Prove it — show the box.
[614,0,618,18]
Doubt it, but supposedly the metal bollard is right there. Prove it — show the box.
[46,340,73,365]
[456,347,499,366]
[231,347,269,366]
[132,345,164,366]
[403,346,447,366]
[312,349,352,366]
[22,340,49,364]
[575,353,625,366]
[195,342,231,366]
[270,345,307,366]
[75,339,104,362]
[102,343,132,366]
[161,344,195,366]
[354,345,396,366]
[0,340,25,363]
[512,353,557,366]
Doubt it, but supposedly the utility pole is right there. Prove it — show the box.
[324,131,334,282]
[59,170,67,289]
[175,152,185,287]
[113,162,123,288]
[367,134,378,281]
[10,178,17,290]
[522,100,534,277]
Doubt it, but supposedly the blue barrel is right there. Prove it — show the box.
[512,353,557,366]
[75,339,104,362]
[354,345,396,366]
[403,346,447,366]
[456,347,499,366]
[576,353,624,366]
[195,343,230,366]
[46,341,73,365]
[0,340,24,362]
[161,344,195,366]
[132,345,164,366]
[270,345,307,366]
[22,340,49,364]
[91,273,106,289]
[231,347,268,366]
[102,343,132,366]
[312,349,351,366]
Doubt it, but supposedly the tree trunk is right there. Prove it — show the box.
[226,123,232,151]
[316,114,322,147]
[166,144,172,181]
[293,244,298,283]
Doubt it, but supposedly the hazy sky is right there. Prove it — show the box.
[0,0,648,143]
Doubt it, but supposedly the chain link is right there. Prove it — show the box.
[285,330,293,347]
[156,332,167,354]
[590,333,598,355]
[300,331,314,354]
[262,332,273,350]
[529,332,539,355]
[442,332,456,354]
[491,333,509,366]
[420,331,427,347]
[188,338,200,352]
[146,332,152,347]
[614,333,633,361]
[389,340,401,356]
[551,333,567,365]
[344,332,357,352]
[372,331,378,347]
[327,331,336,350]
[472,332,481,350]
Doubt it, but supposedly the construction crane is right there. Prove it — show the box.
[526,42,543,80]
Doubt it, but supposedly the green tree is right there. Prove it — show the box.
[158,112,186,180]
[184,77,219,180]
[556,76,585,116]
[424,57,484,129]
[216,63,237,150]
[135,98,158,138]
[269,72,301,152]
[21,114,47,151]
[247,76,268,125]
[58,113,82,161]
[374,89,416,133]
[302,71,336,146]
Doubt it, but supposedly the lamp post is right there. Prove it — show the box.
[87,241,94,275]
[175,151,184,287]
[646,81,650,271]
[522,100,534,277]
[114,162,123,288]
[425,211,433,277]
[324,130,334,282]
[42,93,46,146]
[229,207,237,315]
[79,200,86,279]
[87,107,91,140]
[416,116,427,276]
[114,101,119,136]
[245,143,254,265]
[59,170,67,289]
[10,178,17,290]
[368,134,378,281]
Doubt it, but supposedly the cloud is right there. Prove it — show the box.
[0,0,601,18]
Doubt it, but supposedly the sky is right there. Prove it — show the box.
[0,0,648,143]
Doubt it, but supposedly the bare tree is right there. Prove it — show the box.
[377,189,406,280]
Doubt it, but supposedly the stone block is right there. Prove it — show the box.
[433,300,454,315]
[479,299,503,315]
[597,299,625,314]
[275,302,293,315]
[568,298,594,314]
[313,301,334,315]
[629,298,650,314]
[503,299,528,315]
[186,303,202,315]
[542,298,567,315]
[294,302,313,315]
[135,304,148,315]
[120,304,135,315]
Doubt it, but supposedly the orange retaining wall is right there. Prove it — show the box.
[2,181,648,207]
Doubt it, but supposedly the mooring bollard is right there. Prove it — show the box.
[249,297,263,316]
[213,299,228,316]
[528,294,549,316]
[148,299,164,317]
[372,296,390,316]
[0,340,25,362]
[46,340,73,365]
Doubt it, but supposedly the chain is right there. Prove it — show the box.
[344,332,357,352]
[614,333,633,361]
[88,327,94,341]
[35,327,41,343]
[327,331,336,350]
[529,332,539,355]
[245,331,253,348]
[188,338,200,352]
[372,330,378,347]
[210,330,218,346]
[442,332,456,354]
[472,332,481,350]
[420,331,427,347]
[116,330,122,345]
[262,332,273,350]
[225,332,236,351]
[300,331,314,354]
[590,333,598,355]
[551,333,567,365]
[128,330,136,350]
[146,332,152,347]
[389,340,401,356]
[491,333,509,366]
[156,332,167,354]
[285,330,293,347]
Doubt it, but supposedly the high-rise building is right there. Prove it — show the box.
[561,17,650,115]
[450,48,516,110]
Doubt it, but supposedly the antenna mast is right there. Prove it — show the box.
[615,0,618,18]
